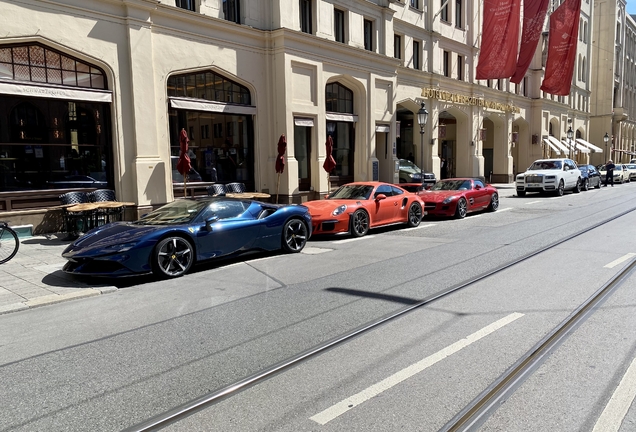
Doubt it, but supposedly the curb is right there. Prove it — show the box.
[0,286,118,316]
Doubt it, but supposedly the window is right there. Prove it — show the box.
[394,35,402,60]
[325,82,353,113]
[300,0,312,34]
[176,0,195,11]
[167,70,251,105]
[223,0,240,24]
[443,50,450,77]
[413,41,420,70]
[457,54,463,80]
[410,0,419,8]
[441,0,449,22]
[325,83,355,184]
[455,0,462,28]
[364,19,373,51]
[334,9,345,43]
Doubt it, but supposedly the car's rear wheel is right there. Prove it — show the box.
[454,198,467,219]
[487,193,499,212]
[582,178,589,191]
[152,236,194,278]
[573,178,581,193]
[281,218,308,253]
[596,178,602,188]
[556,180,565,196]
[407,202,422,227]
[350,209,369,237]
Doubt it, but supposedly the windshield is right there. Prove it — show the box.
[399,159,421,173]
[430,179,472,191]
[134,199,207,225]
[627,165,636,169]
[529,161,562,170]
[328,184,374,200]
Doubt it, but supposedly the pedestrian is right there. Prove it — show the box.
[407,152,415,163]
[440,158,447,179]
[604,159,615,187]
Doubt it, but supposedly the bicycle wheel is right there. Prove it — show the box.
[0,227,19,264]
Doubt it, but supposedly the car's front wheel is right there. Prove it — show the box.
[556,180,565,196]
[407,202,422,227]
[350,209,370,237]
[573,178,581,193]
[487,193,499,212]
[454,198,468,219]
[517,190,526,197]
[152,236,194,278]
[281,218,308,253]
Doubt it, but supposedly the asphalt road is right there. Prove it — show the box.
[2,185,636,431]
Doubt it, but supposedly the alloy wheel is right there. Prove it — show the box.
[455,198,467,219]
[282,219,308,253]
[351,210,369,237]
[154,237,193,278]
[407,202,422,227]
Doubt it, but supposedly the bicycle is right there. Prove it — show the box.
[0,222,19,264]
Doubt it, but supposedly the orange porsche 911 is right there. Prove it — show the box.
[303,182,424,237]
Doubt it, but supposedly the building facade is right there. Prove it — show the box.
[0,0,602,232]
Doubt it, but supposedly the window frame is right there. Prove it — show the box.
[223,0,240,24]
[364,19,373,51]
[457,54,463,80]
[334,8,345,43]
[176,0,196,11]
[300,0,312,34]
[413,40,420,70]
[443,50,450,77]
[440,0,449,22]
[394,34,402,60]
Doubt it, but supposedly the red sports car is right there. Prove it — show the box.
[417,178,499,219]
[304,182,425,237]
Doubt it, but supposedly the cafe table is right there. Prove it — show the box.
[225,192,271,200]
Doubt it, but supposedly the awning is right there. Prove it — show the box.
[294,117,314,127]
[0,80,112,103]
[576,138,603,153]
[169,97,257,115]
[326,112,359,122]
[562,139,590,154]
[547,136,569,154]
[375,124,390,133]
[543,138,562,155]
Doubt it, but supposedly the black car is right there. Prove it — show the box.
[578,164,602,190]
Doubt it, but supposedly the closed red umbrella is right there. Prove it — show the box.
[177,128,191,197]
[323,135,336,194]
[275,134,286,203]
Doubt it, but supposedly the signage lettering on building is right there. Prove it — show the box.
[421,88,520,113]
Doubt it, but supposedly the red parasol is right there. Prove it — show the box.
[323,135,336,194]
[275,134,286,173]
[177,128,191,197]
[275,134,286,203]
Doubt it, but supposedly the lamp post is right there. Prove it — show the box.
[567,125,574,160]
[416,102,428,183]
[604,132,609,160]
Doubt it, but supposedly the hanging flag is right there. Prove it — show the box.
[540,0,581,95]
[476,0,522,80]
[511,0,550,84]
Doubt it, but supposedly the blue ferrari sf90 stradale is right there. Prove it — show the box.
[62,197,312,278]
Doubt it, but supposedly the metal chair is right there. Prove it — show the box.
[226,182,246,193]
[59,192,91,236]
[207,184,228,196]
[88,189,122,225]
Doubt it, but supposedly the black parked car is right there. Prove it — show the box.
[578,164,602,190]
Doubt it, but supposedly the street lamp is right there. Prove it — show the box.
[604,132,610,159]
[567,125,574,159]
[416,102,428,182]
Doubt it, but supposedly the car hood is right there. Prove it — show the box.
[519,170,564,176]
[303,199,363,215]
[418,190,463,201]
[64,222,170,252]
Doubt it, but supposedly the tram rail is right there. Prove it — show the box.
[124,204,636,432]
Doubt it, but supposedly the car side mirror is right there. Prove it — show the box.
[375,193,387,201]
[324,194,329,199]
[475,184,482,190]
[205,215,219,232]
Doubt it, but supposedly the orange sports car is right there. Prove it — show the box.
[303,182,425,237]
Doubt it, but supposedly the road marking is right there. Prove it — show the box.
[309,312,525,425]
[525,201,542,205]
[592,356,636,432]
[301,247,333,255]
[337,235,376,244]
[403,223,437,231]
[498,207,513,212]
[604,253,636,268]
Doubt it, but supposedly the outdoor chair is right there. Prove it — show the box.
[88,189,122,225]
[59,192,91,237]
[207,184,228,197]
[226,182,246,193]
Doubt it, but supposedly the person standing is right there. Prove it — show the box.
[604,160,615,187]
[440,158,447,179]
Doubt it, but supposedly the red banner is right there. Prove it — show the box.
[476,0,521,80]
[511,0,550,84]
[540,0,581,95]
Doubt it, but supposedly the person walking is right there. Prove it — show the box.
[604,159,615,187]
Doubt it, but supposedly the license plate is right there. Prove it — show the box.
[529,183,541,187]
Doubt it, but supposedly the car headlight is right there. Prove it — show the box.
[442,196,459,204]
[516,175,524,180]
[101,242,138,253]
[332,205,347,216]
[546,175,556,179]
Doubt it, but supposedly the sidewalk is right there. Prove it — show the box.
[0,183,517,316]
[0,234,116,315]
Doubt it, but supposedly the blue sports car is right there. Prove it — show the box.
[62,197,312,278]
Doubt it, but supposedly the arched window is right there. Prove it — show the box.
[167,70,251,105]
[325,82,353,114]
[0,43,106,89]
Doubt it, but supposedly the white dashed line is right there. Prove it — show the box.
[603,253,636,269]
[336,235,376,244]
[525,201,542,205]
[309,313,525,425]
[592,356,636,432]
[404,223,437,231]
